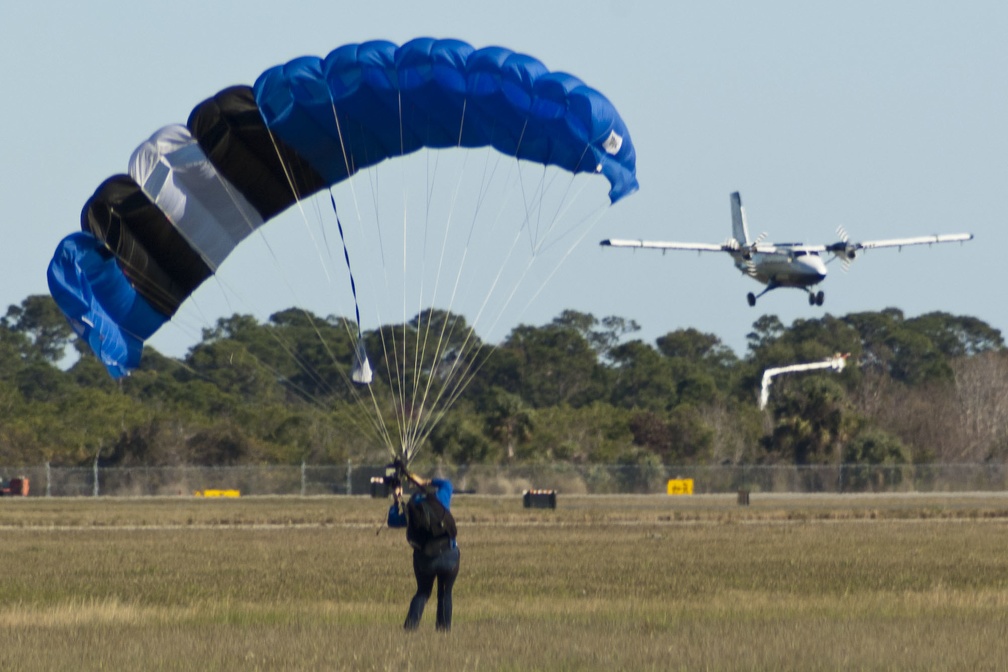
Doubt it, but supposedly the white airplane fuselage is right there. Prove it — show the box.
[735,250,828,289]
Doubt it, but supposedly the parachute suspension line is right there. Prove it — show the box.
[327,193,396,455]
[102,206,345,410]
[523,141,598,254]
[404,142,590,456]
[199,271,351,406]
[532,144,599,252]
[486,159,610,327]
[228,187,342,388]
[522,164,551,254]
[403,110,487,456]
[393,147,468,460]
[365,94,415,464]
[250,134,389,420]
[402,103,489,461]
[401,149,439,462]
[159,346,342,418]
[329,193,371,380]
[405,150,516,456]
[326,98,387,272]
[216,127,392,451]
[327,101,398,462]
[417,146,520,413]
[403,149,473,458]
[328,100,354,195]
[467,204,535,328]
[397,90,406,157]
[160,287,379,442]
[531,175,600,254]
[334,199,401,461]
[419,164,606,436]
[410,215,591,449]
[352,188,407,464]
[457,99,467,147]
[401,151,436,463]
[467,149,506,245]
[520,203,610,314]
[371,317,407,461]
[323,98,406,461]
[508,120,553,254]
[261,129,335,287]
[331,191,399,461]
[392,100,470,463]
[400,145,457,461]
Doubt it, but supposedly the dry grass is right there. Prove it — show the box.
[0,493,1007,670]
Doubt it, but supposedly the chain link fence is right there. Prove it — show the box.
[1,462,1006,497]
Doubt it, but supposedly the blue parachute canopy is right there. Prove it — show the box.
[49,37,638,378]
[254,38,637,203]
[47,232,168,378]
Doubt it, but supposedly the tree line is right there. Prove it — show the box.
[1,294,1005,470]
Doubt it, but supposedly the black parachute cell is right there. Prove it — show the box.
[81,175,211,316]
[187,86,328,221]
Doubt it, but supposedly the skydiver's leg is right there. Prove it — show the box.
[434,547,460,631]
[405,552,436,630]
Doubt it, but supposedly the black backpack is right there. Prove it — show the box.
[405,489,457,556]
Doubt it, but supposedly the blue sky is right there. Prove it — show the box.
[3,1,1005,357]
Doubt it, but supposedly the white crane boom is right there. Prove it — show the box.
[759,354,849,409]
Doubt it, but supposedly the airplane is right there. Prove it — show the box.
[600,192,973,306]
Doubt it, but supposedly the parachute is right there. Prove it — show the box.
[47,37,637,463]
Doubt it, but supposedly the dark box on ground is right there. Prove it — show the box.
[523,489,556,509]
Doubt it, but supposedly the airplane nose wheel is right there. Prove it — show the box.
[808,290,824,306]
[747,292,756,307]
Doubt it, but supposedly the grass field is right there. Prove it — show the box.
[1,493,1007,671]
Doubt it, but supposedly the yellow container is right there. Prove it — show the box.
[666,479,693,496]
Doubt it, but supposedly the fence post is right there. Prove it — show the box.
[93,456,99,497]
[346,459,352,495]
[45,461,51,497]
[301,460,306,497]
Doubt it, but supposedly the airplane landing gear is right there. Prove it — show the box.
[807,290,824,306]
[748,281,781,307]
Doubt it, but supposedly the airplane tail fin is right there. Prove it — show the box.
[730,192,751,246]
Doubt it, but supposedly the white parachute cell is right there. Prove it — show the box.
[128,125,265,271]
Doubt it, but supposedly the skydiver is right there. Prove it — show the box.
[387,463,460,631]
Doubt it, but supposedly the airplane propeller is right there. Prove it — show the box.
[740,231,768,261]
[829,225,857,271]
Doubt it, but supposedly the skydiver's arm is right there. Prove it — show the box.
[406,472,430,488]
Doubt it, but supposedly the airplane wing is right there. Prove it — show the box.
[824,232,973,260]
[843,233,973,251]
[600,239,731,253]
